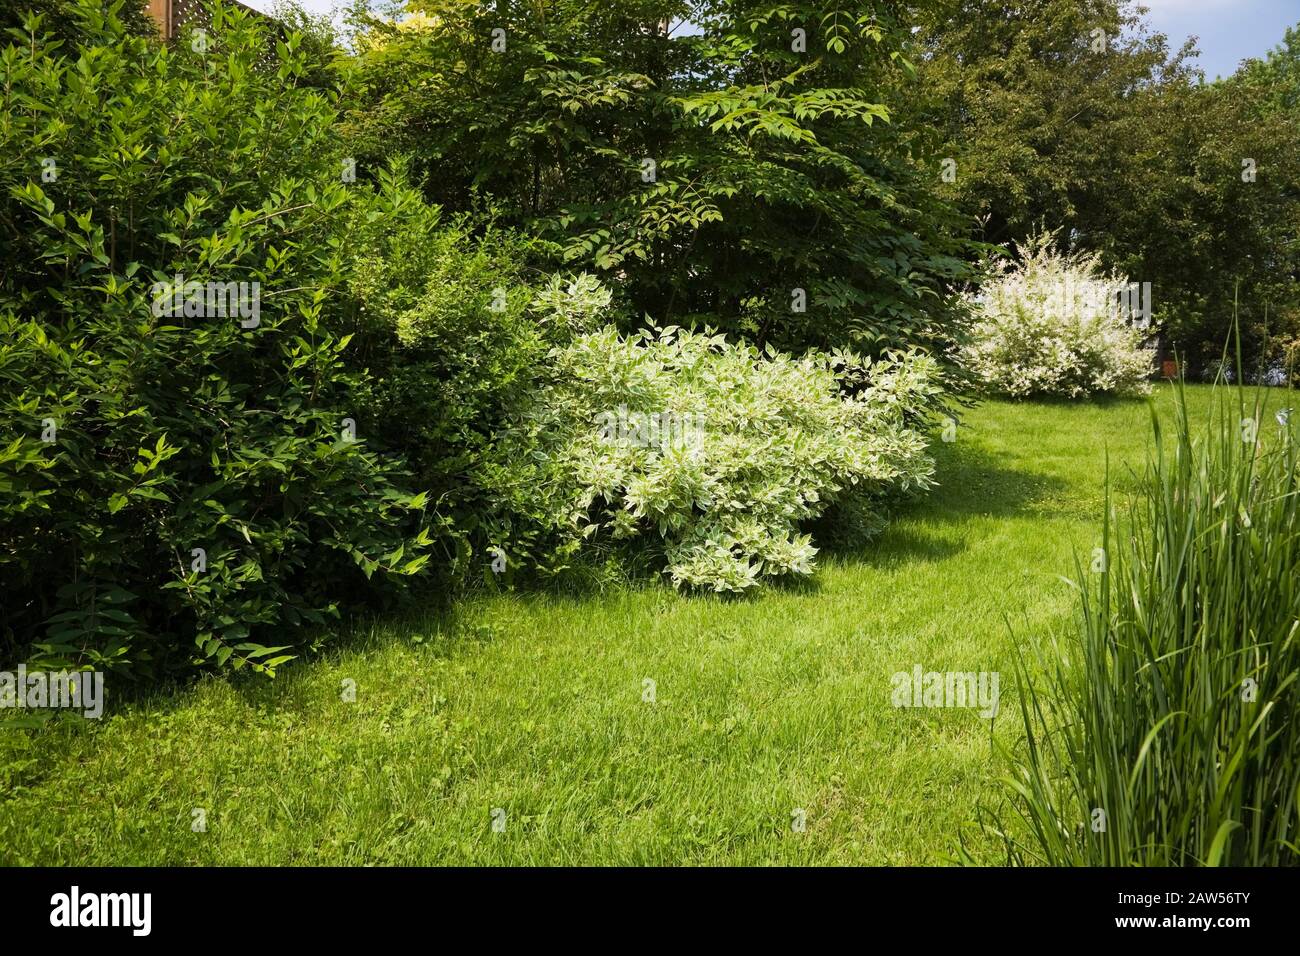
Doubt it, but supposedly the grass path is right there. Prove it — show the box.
[0,384,1267,864]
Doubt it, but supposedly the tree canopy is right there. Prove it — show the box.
[345,1,977,363]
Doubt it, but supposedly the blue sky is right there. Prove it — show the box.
[1141,0,1299,78]
[242,0,1300,80]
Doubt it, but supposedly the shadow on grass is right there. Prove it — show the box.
[823,523,966,567]
[923,440,1069,519]
[818,439,1069,569]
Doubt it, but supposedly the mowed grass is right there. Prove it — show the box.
[0,384,1280,865]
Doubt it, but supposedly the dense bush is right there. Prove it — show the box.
[961,235,1153,398]
[0,4,443,676]
[987,383,1300,865]
[332,166,565,579]
[492,279,942,591]
[1,0,156,48]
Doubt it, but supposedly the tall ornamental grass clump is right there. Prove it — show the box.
[962,233,1153,398]
[990,380,1300,865]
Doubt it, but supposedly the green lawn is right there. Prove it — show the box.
[0,383,1282,865]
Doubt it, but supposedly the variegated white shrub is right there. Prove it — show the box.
[962,234,1153,398]
[519,313,941,592]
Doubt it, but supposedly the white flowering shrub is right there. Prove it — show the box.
[509,304,941,591]
[961,234,1153,398]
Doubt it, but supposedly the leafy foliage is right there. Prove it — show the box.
[0,3,436,676]
[1,0,156,49]
[961,234,1153,398]
[337,170,578,579]
[913,0,1300,378]
[496,281,942,591]
[345,0,975,363]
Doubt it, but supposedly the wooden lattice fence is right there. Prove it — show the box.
[145,0,278,42]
